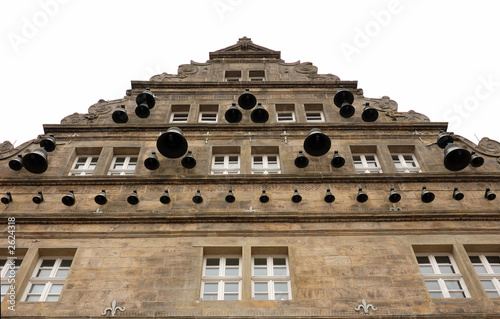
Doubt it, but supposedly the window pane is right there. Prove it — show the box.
[56,269,69,278]
[486,256,500,264]
[445,280,462,290]
[419,265,434,274]
[254,282,268,292]
[29,284,45,294]
[481,280,495,289]
[41,260,55,267]
[449,291,466,298]
[273,258,286,266]
[37,269,52,277]
[224,294,238,300]
[425,281,440,290]
[273,267,287,276]
[205,268,219,276]
[45,295,59,302]
[274,282,288,292]
[254,294,268,300]
[491,265,500,273]
[225,283,238,293]
[254,258,267,266]
[225,268,239,276]
[438,266,455,274]
[435,256,451,263]
[60,260,72,267]
[206,258,219,266]
[226,258,239,266]
[204,283,218,293]
[473,265,487,273]
[487,291,500,297]
[1,284,8,295]
[469,256,481,263]
[429,292,443,298]
[417,256,430,264]
[203,294,217,300]
[26,295,41,301]
[254,268,267,276]
[275,293,289,300]
[49,284,63,294]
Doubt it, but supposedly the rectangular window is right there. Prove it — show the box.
[201,256,241,300]
[304,104,325,122]
[199,104,219,123]
[252,256,291,300]
[252,155,280,174]
[170,105,190,123]
[225,70,241,82]
[469,254,500,297]
[417,254,470,298]
[1,258,23,301]
[108,156,138,176]
[392,153,422,173]
[353,154,382,173]
[211,155,240,175]
[22,257,73,302]
[68,156,98,176]
[249,70,265,81]
[276,104,295,122]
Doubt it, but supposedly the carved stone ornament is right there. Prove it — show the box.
[150,72,187,81]
[61,98,126,124]
[0,138,41,160]
[354,298,377,314]
[178,64,199,75]
[294,62,318,75]
[384,110,430,122]
[454,135,500,159]
[0,141,14,153]
[309,73,341,81]
[101,299,125,317]
[366,96,398,112]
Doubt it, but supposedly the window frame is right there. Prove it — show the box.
[305,111,325,122]
[352,154,383,173]
[391,153,422,173]
[1,257,23,301]
[251,255,291,301]
[199,111,218,123]
[108,155,138,176]
[21,257,73,302]
[201,255,242,301]
[68,156,99,176]
[276,111,295,123]
[416,254,471,298]
[225,70,241,82]
[469,254,500,298]
[211,154,240,175]
[170,112,190,123]
[251,154,281,174]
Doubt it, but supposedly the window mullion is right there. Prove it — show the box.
[438,278,450,298]
[40,282,52,302]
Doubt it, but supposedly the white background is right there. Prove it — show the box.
[1,0,499,147]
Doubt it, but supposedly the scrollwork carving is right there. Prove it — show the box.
[150,72,187,81]
[366,96,398,111]
[178,64,198,75]
[385,110,430,122]
[0,141,14,153]
[455,135,500,158]
[294,62,318,75]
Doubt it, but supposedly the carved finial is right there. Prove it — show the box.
[102,299,125,317]
[238,36,252,50]
[354,298,377,314]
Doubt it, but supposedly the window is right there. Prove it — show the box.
[225,71,241,82]
[392,153,421,173]
[417,254,470,298]
[68,156,98,176]
[170,105,190,123]
[249,70,265,81]
[304,104,325,122]
[22,257,72,302]
[469,254,500,297]
[275,104,295,122]
[108,156,138,175]
[211,155,240,175]
[1,258,22,301]
[353,154,382,173]
[252,256,291,300]
[199,104,218,123]
[252,155,280,174]
[201,256,241,300]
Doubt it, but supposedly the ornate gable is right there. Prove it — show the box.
[209,36,281,60]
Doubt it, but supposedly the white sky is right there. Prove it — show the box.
[1,0,499,147]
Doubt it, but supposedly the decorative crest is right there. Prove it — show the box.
[101,299,125,317]
[354,298,377,314]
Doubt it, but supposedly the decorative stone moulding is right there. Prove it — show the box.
[101,299,125,317]
[0,139,41,160]
[60,98,127,125]
[354,298,377,314]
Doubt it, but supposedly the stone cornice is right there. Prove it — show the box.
[130,80,358,90]
[1,173,499,187]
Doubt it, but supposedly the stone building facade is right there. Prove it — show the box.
[1,37,500,318]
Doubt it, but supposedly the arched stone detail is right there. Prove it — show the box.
[178,64,199,75]
[455,135,500,157]
[294,62,318,75]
